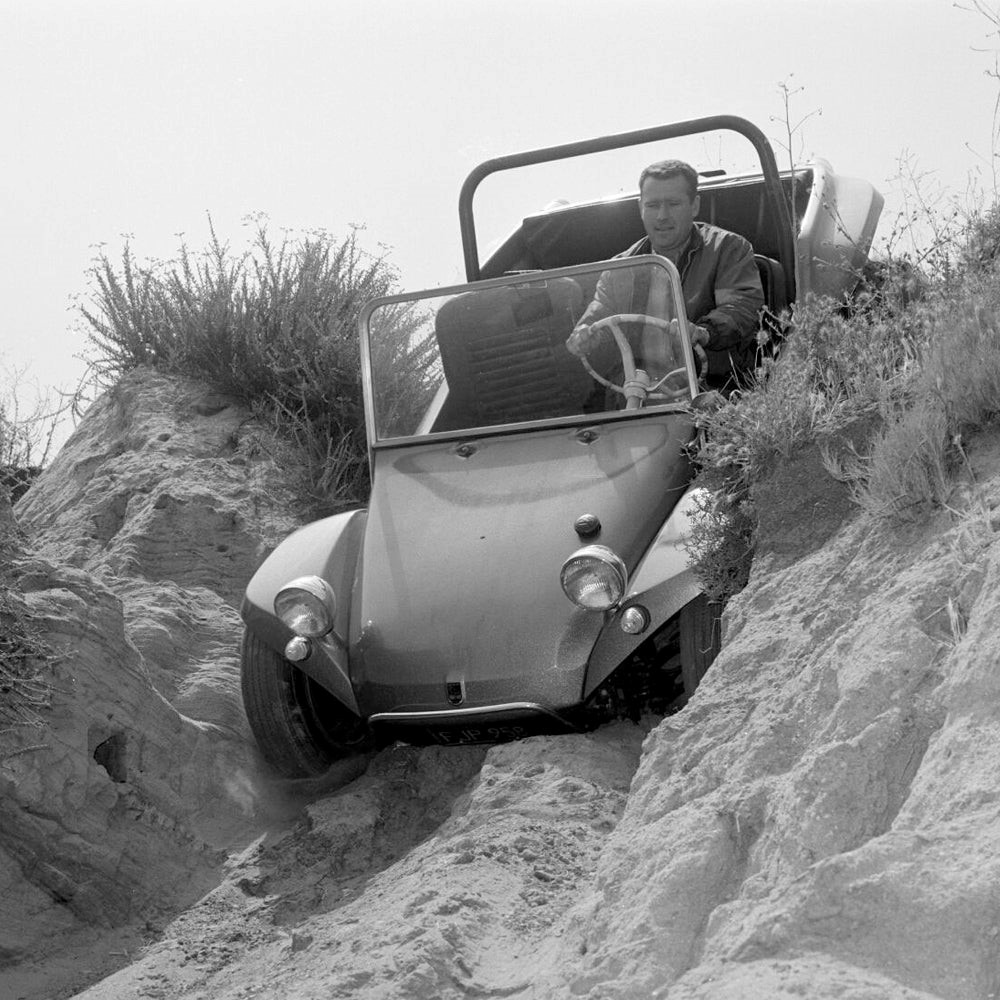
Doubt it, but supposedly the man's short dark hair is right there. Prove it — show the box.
[638,159,699,201]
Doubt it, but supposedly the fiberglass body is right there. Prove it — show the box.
[243,257,706,762]
[239,116,883,775]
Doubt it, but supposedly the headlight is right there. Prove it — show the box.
[560,545,627,610]
[274,576,337,638]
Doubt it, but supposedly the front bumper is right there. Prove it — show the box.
[368,702,579,745]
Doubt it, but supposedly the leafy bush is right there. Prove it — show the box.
[687,294,911,600]
[682,487,756,604]
[81,220,436,512]
[957,201,1000,275]
[693,291,919,498]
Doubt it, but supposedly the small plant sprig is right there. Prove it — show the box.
[956,0,1000,197]
[769,76,822,237]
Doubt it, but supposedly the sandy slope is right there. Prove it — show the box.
[5,370,1000,999]
[2,370,304,999]
[72,726,645,1000]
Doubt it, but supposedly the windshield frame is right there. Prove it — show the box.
[358,255,697,450]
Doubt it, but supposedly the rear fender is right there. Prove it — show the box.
[582,486,705,697]
[240,509,367,715]
[798,159,884,299]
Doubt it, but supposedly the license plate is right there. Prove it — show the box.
[430,723,531,746]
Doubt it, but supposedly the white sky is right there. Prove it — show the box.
[2,0,998,442]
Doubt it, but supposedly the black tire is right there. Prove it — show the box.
[240,630,373,778]
[679,594,722,698]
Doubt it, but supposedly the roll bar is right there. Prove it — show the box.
[458,114,796,301]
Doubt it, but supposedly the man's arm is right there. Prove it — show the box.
[566,268,626,363]
[695,234,765,352]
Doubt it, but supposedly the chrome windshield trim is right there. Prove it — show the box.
[360,256,676,314]
[371,401,691,449]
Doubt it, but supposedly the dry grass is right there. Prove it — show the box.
[851,280,1000,520]
[688,205,1000,602]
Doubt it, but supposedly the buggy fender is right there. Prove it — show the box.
[624,484,705,615]
[240,509,367,715]
[583,486,705,696]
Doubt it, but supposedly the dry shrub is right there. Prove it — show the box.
[687,222,1000,601]
[0,485,50,739]
[0,583,51,735]
[0,365,68,500]
[80,220,433,514]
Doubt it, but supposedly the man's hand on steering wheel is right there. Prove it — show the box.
[689,324,711,351]
[566,323,602,358]
[566,313,705,409]
[567,315,709,376]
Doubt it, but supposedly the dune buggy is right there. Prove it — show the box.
[240,116,883,776]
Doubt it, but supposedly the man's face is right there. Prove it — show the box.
[639,176,699,255]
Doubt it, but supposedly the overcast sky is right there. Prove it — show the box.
[2,0,997,445]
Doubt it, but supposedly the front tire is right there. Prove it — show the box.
[241,630,373,778]
[679,594,722,698]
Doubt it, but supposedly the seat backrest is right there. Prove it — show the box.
[755,254,788,314]
[753,254,791,365]
[433,277,593,431]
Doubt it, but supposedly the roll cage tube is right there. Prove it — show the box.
[458,114,796,302]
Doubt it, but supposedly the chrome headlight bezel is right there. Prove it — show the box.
[274,576,338,638]
[560,544,628,611]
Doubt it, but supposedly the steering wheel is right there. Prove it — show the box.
[578,313,704,409]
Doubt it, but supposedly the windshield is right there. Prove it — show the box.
[360,257,695,442]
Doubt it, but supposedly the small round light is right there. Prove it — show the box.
[284,636,312,661]
[560,545,628,611]
[619,605,650,635]
[274,576,337,638]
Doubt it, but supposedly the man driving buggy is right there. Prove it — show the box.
[566,159,765,392]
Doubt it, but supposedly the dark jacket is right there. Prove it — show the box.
[580,223,765,381]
